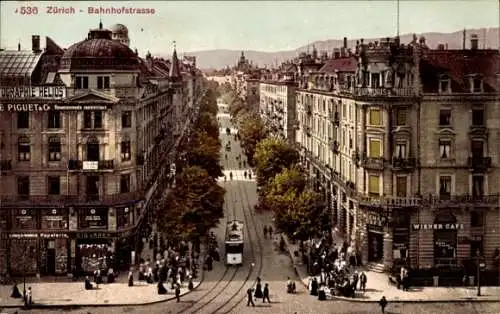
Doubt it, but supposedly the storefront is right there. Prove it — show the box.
[366,211,385,262]
[78,207,108,229]
[392,210,410,261]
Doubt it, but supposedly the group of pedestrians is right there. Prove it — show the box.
[246,277,271,306]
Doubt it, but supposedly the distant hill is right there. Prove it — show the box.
[158,27,499,70]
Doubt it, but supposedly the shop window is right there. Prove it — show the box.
[439,109,451,126]
[369,109,381,126]
[120,174,130,193]
[368,175,380,196]
[394,143,407,159]
[470,211,484,227]
[47,111,61,129]
[17,112,30,129]
[395,109,407,126]
[472,175,484,198]
[17,176,30,196]
[78,207,108,229]
[11,209,36,229]
[75,76,89,89]
[396,176,407,197]
[369,139,381,158]
[472,109,484,126]
[439,139,452,159]
[41,208,68,229]
[18,136,30,161]
[121,111,132,128]
[434,212,458,266]
[117,206,132,229]
[121,141,131,161]
[48,137,61,161]
[439,175,452,200]
[97,76,110,89]
[47,176,60,195]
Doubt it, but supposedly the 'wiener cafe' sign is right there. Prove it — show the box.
[1,86,66,100]
[412,223,464,230]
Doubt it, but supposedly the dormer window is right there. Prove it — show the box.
[472,77,483,93]
[439,75,451,93]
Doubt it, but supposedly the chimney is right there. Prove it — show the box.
[462,29,466,49]
[17,43,21,51]
[470,34,479,50]
[334,48,340,59]
[343,37,347,49]
[32,35,41,53]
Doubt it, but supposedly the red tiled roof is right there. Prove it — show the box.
[420,50,500,93]
[319,57,358,74]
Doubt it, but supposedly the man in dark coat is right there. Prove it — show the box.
[359,272,367,292]
[262,283,271,303]
[246,288,255,306]
[379,296,388,314]
[175,283,181,302]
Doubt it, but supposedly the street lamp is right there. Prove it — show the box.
[476,249,485,296]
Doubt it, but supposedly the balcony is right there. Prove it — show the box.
[359,195,423,208]
[68,159,115,171]
[392,157,417,170]
[361,157,385,170]
[0,191,144,207]
[305,103,312,115]
[467,157,492,172]
[329,140,340,153]
[0,159,12,171]
[429,194,500,207]
[354,87,416,98]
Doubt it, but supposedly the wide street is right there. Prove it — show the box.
[3,106,499,314]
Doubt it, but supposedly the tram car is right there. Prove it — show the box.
[225,220,244,266]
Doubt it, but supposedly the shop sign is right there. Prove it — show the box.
[366,212,385,227]
[39,233,68,239]
[76,232,117,239]
[412,223,463,230]
[0,86,66,100]
[393,243,407,249]
[8,233,68,239]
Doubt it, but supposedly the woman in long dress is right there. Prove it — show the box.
[254,277,263,299]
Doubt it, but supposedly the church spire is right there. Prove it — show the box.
[169,41,181,80]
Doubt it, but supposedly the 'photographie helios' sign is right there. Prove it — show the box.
[1,86,66,99]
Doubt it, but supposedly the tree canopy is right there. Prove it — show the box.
[186,130,223,180]
[195,112,220,139]
[237,112,269,166]
[253,137,300,187]
[228,96,247,118]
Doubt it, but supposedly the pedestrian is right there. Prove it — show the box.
[175,283,181,302]
[263,226,268,239]
[263,283,271,303]
[254,277,263,299]
[379,296,388,314]
[359,271,367,292]
[128,271,134,287]
[244,171,247,179]
[25,286,32,307]
[268,225,273,238]
[246,288,255,306]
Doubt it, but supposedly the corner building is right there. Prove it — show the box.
[0,23,198,277]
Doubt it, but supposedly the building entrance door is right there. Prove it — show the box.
[368,231,383,262]
[47,247,56,275]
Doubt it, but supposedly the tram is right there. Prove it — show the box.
[225,220,244,266]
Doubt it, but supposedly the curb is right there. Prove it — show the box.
[282,235,500,304]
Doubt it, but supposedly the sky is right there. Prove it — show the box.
[1,1,498,55]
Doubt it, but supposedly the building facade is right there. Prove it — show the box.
[267,35,500,272]
[0,23,201,278]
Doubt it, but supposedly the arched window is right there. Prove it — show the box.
[18,136,30,161]
[48,136,61,161]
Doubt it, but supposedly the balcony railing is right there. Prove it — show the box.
[68,159,115,171]
[0,191,144,207]
[359,195,423,207]
[392,157,417,170]
[354,87,416,97]
[329,140,340,153]
[361,157,385,170]
[429,194,500,206]
[467,157,492,172]
[0,159,12,171]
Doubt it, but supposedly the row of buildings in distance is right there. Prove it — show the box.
[224,33,500,273]
[0,23,204,279]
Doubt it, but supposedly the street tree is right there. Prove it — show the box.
[253,137,299,187]
[186,130,223,179]
[229,96,247,118]
[195,112,220,139]
[260,166,306,210]
[237,112,269,165]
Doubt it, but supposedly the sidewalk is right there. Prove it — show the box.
[283,235,500,303]
[0,279,200,308]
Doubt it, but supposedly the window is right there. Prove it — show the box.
[86,137,99,161]
[396,176,407,197]
[17,112,29,129]
[122,111,132,128]
[121,141,131,161]
[470,236,483,256]
[47,111,61,129]
[472,78,482,93]
[371,73,380,88]
[18,137,30,161]
[439,79,450,93]
[48,137,61,161]
[83,111,103,129]
[439,140,451,159]
[470,211,484,227]
[17,176,30,195]
[472,109,484,126]
[439,176,452,199]
[395,109,407,126]
[97,76,110,89]
[369,139,381,158]
[394,143,407,159]
[368,175,380,196]
[369,109,381,125]
[41,208,68,230]
[48,176,60,195]
[120,174,131,193]
[75,76,89,89]
[86,176,99,196]
[439,109,451,126]
[471,140,484,157]
[472,175,484,198]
